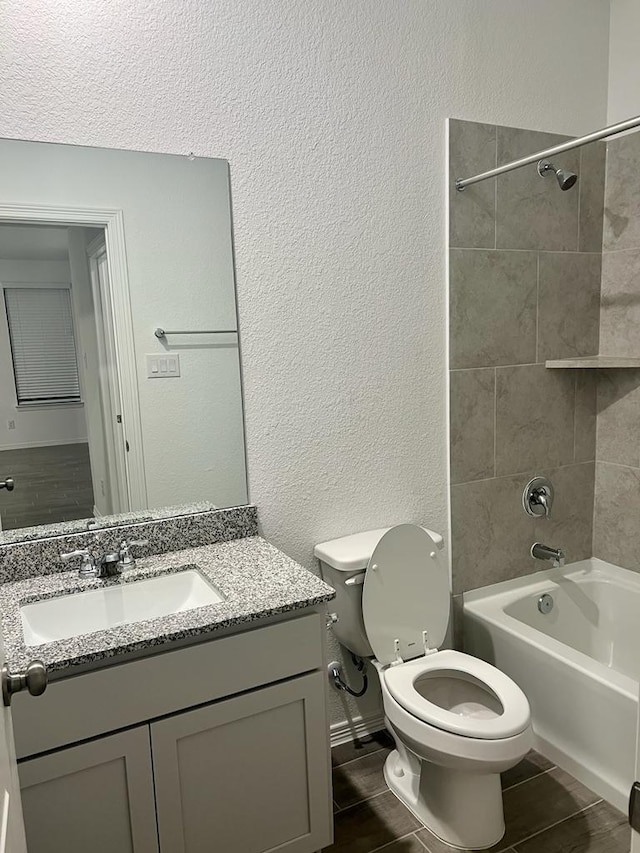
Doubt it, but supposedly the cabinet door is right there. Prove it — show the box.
[18,727,159,853]
[151,671,332,853]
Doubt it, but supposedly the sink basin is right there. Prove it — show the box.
[21,569,224,646]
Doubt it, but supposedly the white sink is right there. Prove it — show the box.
[21,569,224,646]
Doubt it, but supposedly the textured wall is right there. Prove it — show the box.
[0,1,610,727]
[449,121,605,612]
[608,0,640,124]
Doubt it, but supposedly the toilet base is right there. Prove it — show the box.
[383,749,505,850]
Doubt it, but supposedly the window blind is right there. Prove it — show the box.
[4,287,81,404]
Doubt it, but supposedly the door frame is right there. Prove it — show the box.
[85,234,129,516]
[0,203,147,510]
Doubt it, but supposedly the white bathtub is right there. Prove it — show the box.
[464,558,639,812]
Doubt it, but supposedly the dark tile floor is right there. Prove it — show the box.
[0,443,94,529]
[325,731,630,853]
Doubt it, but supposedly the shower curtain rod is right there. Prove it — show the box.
[455,112,640,191]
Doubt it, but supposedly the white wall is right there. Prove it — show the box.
[608,0,640,123]
[0,259,87,450]
[0,1,610,726]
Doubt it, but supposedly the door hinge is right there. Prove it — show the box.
[629,781,640,832]
[116,414,122,424]
[125,440,130,452]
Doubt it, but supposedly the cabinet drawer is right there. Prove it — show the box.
[14,612,323,758]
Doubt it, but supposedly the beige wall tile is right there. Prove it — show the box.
[599,248,640,357]
[450,368,495,484]
[533,462,594,564]
[603,133,640,251]
[451,472,536,592]
[449,119,496,249]
[537,252,600,362]
[596,368,640,467]
[574,372,597,463]
[578,141,606,253]
[593,461,640,571]
[495,365,575,476]
[496,126,579,251]
[450,249,537,368]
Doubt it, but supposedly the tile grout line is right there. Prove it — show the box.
[493,366,497,478]
[332,787,389,815]
[332,745,388,770]
[509,798,603,852]
[452,458,595,488]
[535,251,540,366]
[573,370,578,464]
[501,765,557,793]
[449,246,602,255]
[369,830,424,853]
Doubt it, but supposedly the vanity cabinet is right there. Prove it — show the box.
[19,728,159,853]
[13,612,332,853]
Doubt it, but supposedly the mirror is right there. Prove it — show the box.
[0,138,247,542]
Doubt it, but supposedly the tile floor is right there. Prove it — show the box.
[324,731,630,853]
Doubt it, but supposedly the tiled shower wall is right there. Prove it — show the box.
[594,132,640,570]
[448,119,605,596]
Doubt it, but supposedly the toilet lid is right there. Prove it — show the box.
[362,524,449,666]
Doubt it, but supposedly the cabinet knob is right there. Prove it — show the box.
[0,477,14,492]
[2,660,48,707]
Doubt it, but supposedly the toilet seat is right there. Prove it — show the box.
[362,525,449,665]
[383,649,530,740]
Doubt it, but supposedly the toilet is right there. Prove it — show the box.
[315,524,532,850]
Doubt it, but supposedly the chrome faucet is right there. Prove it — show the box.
[531,542,566,568]
[60,548,120,579]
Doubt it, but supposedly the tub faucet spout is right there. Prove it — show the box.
[531,542,565,568]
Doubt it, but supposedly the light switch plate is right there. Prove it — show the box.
[146,354,180,378]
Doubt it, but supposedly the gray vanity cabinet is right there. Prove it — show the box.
[151,672,329,853]
[12,612,333,853]
[18,728,159,853]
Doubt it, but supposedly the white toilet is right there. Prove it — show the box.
[315,524,532,850]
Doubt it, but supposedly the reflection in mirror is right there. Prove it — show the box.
[0,139,248,542]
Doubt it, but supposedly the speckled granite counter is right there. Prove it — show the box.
[0,536,335,675]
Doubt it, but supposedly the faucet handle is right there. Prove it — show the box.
[118,539,149,570]
[60,549,96,577]
[523,477,554,518]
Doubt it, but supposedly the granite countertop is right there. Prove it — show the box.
[0,536,335,675]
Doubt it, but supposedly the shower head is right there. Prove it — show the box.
[537,158,578,191]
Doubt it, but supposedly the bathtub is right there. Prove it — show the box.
[464,558,639,812]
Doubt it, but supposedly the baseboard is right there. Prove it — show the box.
[0,438,88,451]
[329,712,386,748]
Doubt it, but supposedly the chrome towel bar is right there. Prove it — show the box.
[154,327,237,339]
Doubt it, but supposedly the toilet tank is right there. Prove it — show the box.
[314,526,444,658]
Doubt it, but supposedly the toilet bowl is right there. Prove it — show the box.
[315,524,532,850]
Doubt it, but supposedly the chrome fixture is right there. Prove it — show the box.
[0,477,14,491]
[531,543,565,568]
[60,548,98,578]
[154,327,236,339]
[60,547,130,579]
[537,593,554,615]
[117,539,149,571]
[328,655,369,698]
[2,659,47,707]
[537,158,577,191]
[455,111,640,191]
[523,477,554,518]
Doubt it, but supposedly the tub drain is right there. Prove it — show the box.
[538,593,554,614]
